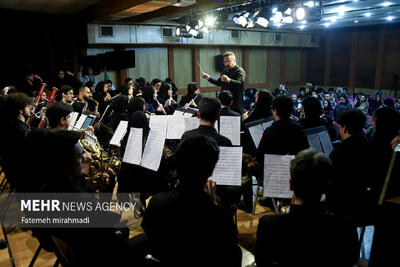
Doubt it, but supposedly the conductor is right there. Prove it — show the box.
[202,51,246,114]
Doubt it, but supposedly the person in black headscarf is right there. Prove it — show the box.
[142,86,165,115]
[92,81,111,115]
[158,82,178,115]
[179,82,202,109]
[109,84,133,131]
[243,90,274,123]
[299,96,325,129]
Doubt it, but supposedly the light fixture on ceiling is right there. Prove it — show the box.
[337,6,346,16]
[204,16,216,27]
[284,8,292,15]
[256,7,269,27]
[295,7,306,21]
[324,22,330,27]
[386,16,394,21]
[270,11,283,23]
[298,25,306,29]
[382,2,392,7]
[365,12,372,17]
[304,1,315,8]
[188,28,199,37]
[272,7,278,13]
[232,13,249,27]
[282,16,294,24]
[354,20,359,23]
[329,16,337,22]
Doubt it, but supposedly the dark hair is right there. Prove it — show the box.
[125,77,133,84]
[290,148,332,205]
[142,86,155,103]
[323,99,332,110]
[46,130,81,170]
[175,135,219,190]
[46,103,73,129]
[187,82,198,98]
[120,84,131,96]
[218,90,233,106]
[84,81,94,89]
[151,78,161,86]
[95,81,106,93]
[198,97,221,123]
[373,107,400,142]
[56,85,73,102]
[158,82,172,101]
[271,94,293,119]
[302,96,322,119]
[3,92,32,120]
[127,96,145,114]
[336,109,366,136]
[104,80,112,85]
[223,51,235,58]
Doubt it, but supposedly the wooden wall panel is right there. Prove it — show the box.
[173,47,192,90]
[199,47,220,87]
[330,31,352,87]
[248,48,267,84]
[381,27,400,90]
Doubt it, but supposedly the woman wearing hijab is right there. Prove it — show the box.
[92,81,111,115]
[179,82,202,108]
[142,86,165,115]
[109,84,133,131]
[158,82,178,115]
[243,90,274,123]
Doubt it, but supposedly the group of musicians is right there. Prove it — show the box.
[0,51,399,266]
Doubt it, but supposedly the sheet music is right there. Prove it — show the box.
[183,112,194,117]
[318,131,333,155]
[110,121,128,147]
[263,154,294,198]
[122,128,143,165]
[211,147,243,186]
[173,110,185,116]
[261,120,273,131]
[220,116,241,146]
[140,130,166,171]
[248,124,264,149]
[184,117,200,132]
[214,122,219,133]
[307,133,323,153]
[149,115,168,134]
[74,114,87,129]
[167,116,185,139]
[68,112,79,130]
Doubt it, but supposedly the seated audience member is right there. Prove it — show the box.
[256,149,358,267]
[368,92,383,115]
[92,81,111,115]
[179,82,202,108]
[73,86,97,114]
[55,85,74,105]
[219,90,240,116]
[354,93,368,115]
[46,102,73,130]
[327,109,373,221]
[243,90,274,123]
[109,84,132,130]
[335,95,352,120]
[394,98,400,112]
[255,95,309,167]
[291,94,302,118]
[322,99,337,139]
[141,135,242,267]
[158,82,178,115]
[77,66,98,86]
[151,78,162,91]
[299,96,324,129]
[142,86,165,114]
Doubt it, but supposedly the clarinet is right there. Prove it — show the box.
[156,99,167,115]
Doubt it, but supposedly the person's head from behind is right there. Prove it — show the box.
[78,86,91,100]
[120,84,133,96]
[219,90,233,107]
[256,90,273,109]
[4,92,32,121]
[198,97,221,124]
[127,96,145,114]
[311,91,318,98]
[151,78,162,91]
[302,96,322,120]
[175,135,219,192]
[271,94,293,120]
[187,82,200,97]
[223,51,237,69]
[46,102,73,130]
[158,82,172,100]
[372,107,400,141]
[142,86,156,103]
[290,149,332,206]
[337,109,366,140]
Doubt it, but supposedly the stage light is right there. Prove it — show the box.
[298,25,306,29]
[275,23,282,27]
[197,20,204,29]
[365,12,372,17]
[282,16,294,24]
[176,27,182,36]
[329,16,337,22]
[270,11,283,23]
[186,25,191,31]
[284,8,292,15]
[337,6,346,16]
[246,18,255,28]
[272,7,278,13]
[201,27,210,33]
[188,28,199,37]
[295,7,306,21]
[300,20,307,24]
[382,2,392,7]
[233,14,248,27]
[386,16,394,21]
[256,17,269,27]
[304,1,315,8]
[205,16,215,27]
[324,22,330,27]
[354,20,359,23]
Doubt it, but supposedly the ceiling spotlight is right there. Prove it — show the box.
[329,16,337,22]
[256,17,269,27]
[233,13,248,27]
[386,16,394,21]
[188,28,198,37]
[272,7,278,13]
[354,20,359,23]
[284,8,292,15]
[205,16,216,27]
[353,0,359,2]
[246,18,255,28]
[337,6,346,16]
[176,27,182,36]
[270,11,283,23]
[201,27,210,33]
[304,1,315,8]
[298,25,306,29]
[196,20,204,29]
[365,12,372,17]
[295,7,306,21]
[176,26,191,38]
[276,23,282,27]
[300,20,307,24]
[282,16,294,24]
[324,22,330,27]
[382,2,392,7]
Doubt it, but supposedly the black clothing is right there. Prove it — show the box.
[181,125,232,147]
[208,65,245,114]
[142,188,241,267]
[158,96,178,115]
[179,93,202,108]
[18,78,42,97]
[109,95,129,131]
[299,117,325,129]
[368,99,383,116]
[256,204,358,267]
[220,106,241,117]
[92,90,111,116]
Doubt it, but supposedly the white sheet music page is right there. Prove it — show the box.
[261,120,273,131]
[173,110,185,116]
[167,116,185,139]
[211,146,243,186]
[220,116,241,146]
[74,114,87,129]
[68,112,79,130]
[318,131,333,155]
[110,121,128,146]
[149,115,168,135]
[122,128,143,165]
[307,133,323,153]
[140,130,166,171]
[184,117,200,132]
[183,112,194,117]
[248,124,264,149]
[263,154,294,198]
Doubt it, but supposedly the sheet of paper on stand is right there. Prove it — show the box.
[74,114,87,129]
[319,131,333,155]
[261,120,273,131]
[140,130,166,171]
[69,112,79,130]
[173,110,185,116]
[149,115,168,134]
[110,121,128,147]
[220,116,241,146]
[122,128,143,165]
[167,116,185,139]
[263,154,294,198]
[307,133,323,153]
[211,146,243,186]
[248,124,264,149]
[184,117,200,132]
[183,112,194,117]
